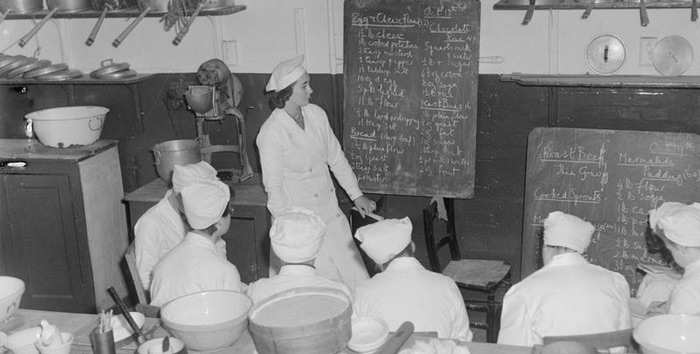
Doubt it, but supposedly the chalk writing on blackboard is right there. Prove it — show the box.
[523,128,700,294]
[343,0,480,198]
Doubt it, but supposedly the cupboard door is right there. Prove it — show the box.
[1,174,92,312]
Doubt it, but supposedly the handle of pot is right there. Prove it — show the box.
[89,117,103,131]
[172,2,204,46]
[86,6,109,46]
[153,149,161,165]
[0,9,11,27]
[19,7,59,48]
[112,7,150,48]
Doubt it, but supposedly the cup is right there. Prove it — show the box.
[90,328,116,354]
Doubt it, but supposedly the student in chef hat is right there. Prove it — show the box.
[134,160,224,291]
[352,217,473,342]
[498,211,630,347]
[150,180,243,307]
[642,202,700,316]
[246,208,352,304]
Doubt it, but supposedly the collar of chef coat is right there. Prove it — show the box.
[277,106,327,159]
[183,231,222,256]
[546,252,588,268]
[278,264,317,276]
[385,257,425,272]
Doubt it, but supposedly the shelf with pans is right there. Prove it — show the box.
[1,4,245,19]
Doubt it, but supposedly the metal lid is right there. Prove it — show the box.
[95,68,137,80]
[0,57,37,77]
[5,59,52,79]
[24,63,69,79]
[586,35,626,75]
[0,55,28,71]
[35,69,84,81]
[89,59,130,78]
[653,36,693,77]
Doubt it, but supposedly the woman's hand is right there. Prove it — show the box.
[353,195,376,218]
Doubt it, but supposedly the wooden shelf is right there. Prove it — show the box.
[0,73,155,85]
[494,0,695,9]
[501,74,700,88]
[3,4,245,19]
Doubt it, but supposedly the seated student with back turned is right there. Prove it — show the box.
[498,211,631,347]
[150,180,243,306]
[246,207,352,304]
[353,218,473,342]
[643,201,700,316]
[134,161,227,290]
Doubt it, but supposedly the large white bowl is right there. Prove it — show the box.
[5,327,40,354]
[25,106,109,148]
[161,291,252,351]
[634,314,700,354]
[0,276,25,322]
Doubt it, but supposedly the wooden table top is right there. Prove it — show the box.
[1,309,533,354]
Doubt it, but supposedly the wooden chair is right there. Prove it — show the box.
[423,198,512,343]
[543,328,638,353]
[123,242,160,318]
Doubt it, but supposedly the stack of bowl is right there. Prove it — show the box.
[633,314,700,354]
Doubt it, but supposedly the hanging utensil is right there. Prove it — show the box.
[581,0,595,19]
[691,0,697,21]
[86,5,110,46]
[522,0,535,25]
[172,1,204,46]
[18,8,58,48]
[639,0,649,26]
[112,6,151,47]
[106,286,148,345]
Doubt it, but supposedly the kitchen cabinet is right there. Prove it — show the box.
[123,176,270,284]
[0,139,130,313]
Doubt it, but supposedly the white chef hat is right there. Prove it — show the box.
[648,202,689,232]
[653,202,700,247]
[543,211,595,253]
[270,207,326,263]
[172,161,218,194]
[355,217,412,265]
[181,180,230,230]
[266,55,306,92]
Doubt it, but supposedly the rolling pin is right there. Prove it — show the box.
[375,321,415,354]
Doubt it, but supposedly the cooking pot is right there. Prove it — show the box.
[0,0,44,14]
[90,0,138,10]
[152,140,202,184]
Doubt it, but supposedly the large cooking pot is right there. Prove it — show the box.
[0,0,44,14]
[152,139,202,184]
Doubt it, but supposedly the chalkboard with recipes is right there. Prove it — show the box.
[342,0,480,198]
[522,127,700,294]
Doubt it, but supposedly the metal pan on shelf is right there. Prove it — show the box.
[89,59,130,78]
[5,59,52,79]
[35,69,84,81]
[0,56,28,72]
[0,57,37,77]
[24,63,69,79]
[94,68,137,80]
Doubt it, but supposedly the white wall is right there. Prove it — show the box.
[0,0,698,75]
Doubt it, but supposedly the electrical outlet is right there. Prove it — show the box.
[222,40,238,66]
[640,37,657,67]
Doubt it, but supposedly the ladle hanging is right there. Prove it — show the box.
[86,5,110,46]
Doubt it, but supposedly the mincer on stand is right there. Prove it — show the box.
[184,59,254,182]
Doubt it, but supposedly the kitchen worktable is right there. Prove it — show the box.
[1,309,533,354]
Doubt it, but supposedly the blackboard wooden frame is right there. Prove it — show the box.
[522,127,700,294]
[342,0,480,198]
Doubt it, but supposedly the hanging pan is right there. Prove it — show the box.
[19,0,92,48]
[0,0,44,15]
[112,0,169,48]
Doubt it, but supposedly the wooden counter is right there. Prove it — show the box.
[0,309,534,354]
[123,176,270,284]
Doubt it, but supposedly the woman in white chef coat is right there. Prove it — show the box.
[256,55,375,288]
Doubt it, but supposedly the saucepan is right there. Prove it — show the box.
[0,0,44,15]
[113,0,170,47]
[19,0,92,47]
[86,0,138,46]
